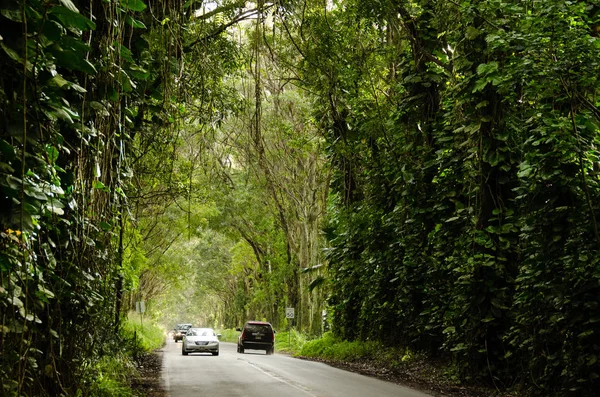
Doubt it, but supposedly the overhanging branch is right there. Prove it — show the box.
[185,3,275,51]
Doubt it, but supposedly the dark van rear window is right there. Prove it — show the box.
[245,324,272,334]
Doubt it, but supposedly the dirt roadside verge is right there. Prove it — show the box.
[298,356,517,397]
[131,349,167,397]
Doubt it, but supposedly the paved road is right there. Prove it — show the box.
[161,339,431,397]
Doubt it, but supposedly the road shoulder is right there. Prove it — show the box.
[131,349,167,397]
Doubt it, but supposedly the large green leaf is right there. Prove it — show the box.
[24,184,49,201]
[114,42,134,63]
[120,0,148,12]
[119,69,136,92]
[1,43,32,71]
[127,65,150,80]
[126,15,147,29]
[58,0,79,13]
[46,146,59,164]
[49,6,96,31]
[49,75,69,88]
[1,7,23,22]
[42,20,64,42]
[51,47,97,74]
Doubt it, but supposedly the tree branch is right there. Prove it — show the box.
[185,4,275,51]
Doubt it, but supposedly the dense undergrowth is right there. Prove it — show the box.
[91,315,165,397]
[296,333,508,396]
[89,354,139,397]
[299,332,381,361]
[217,328,241,344]
[123,313,166,355]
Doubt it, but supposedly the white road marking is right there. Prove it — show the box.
[239,357,323,397]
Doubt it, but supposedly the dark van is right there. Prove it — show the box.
[236,321,275,355]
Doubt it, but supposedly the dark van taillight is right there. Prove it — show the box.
[241,330,247,340]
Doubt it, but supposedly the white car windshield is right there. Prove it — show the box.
[187,328,215,336]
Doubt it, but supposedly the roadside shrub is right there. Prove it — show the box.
[88,354,137,397]
[300,333,381,361]
[299,331,338,357]
[216,328,240,343]
[122,313,165,352]
[275,328,308,353]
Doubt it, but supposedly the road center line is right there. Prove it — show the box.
[240,358,322,397]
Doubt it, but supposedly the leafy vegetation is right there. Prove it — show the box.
[122,313,165,353]
[2,0,599,396]
[287,1,600,394]
[216,328,240,343]
[300,332,381,361]
[89,354,139,397]
[0,0,181,394]
[274,328,309,354]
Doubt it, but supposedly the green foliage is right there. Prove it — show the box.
[298,331,338,357]
[274,328,309,354]
[285,0,600,395]
[216,328,240,343]
[3,0,600,396]
[300,332,381,362]
[122,313,165,353]
[89,355,137,397]
[0,0,182,395]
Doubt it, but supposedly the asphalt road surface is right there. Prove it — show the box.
[161,339,431,397]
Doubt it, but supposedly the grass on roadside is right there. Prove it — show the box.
[90,353,138,397]
[299,332,383,361]
[216,328,240,343]
[122,313,165,352]
[218,328,411,367]
[274,328,308,353]
[87,313,166,397]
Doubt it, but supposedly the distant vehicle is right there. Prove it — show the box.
[182,328,221,356]
[173,323,193,342]
[236,321,275,355]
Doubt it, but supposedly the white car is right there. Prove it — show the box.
[182,328,221,356]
